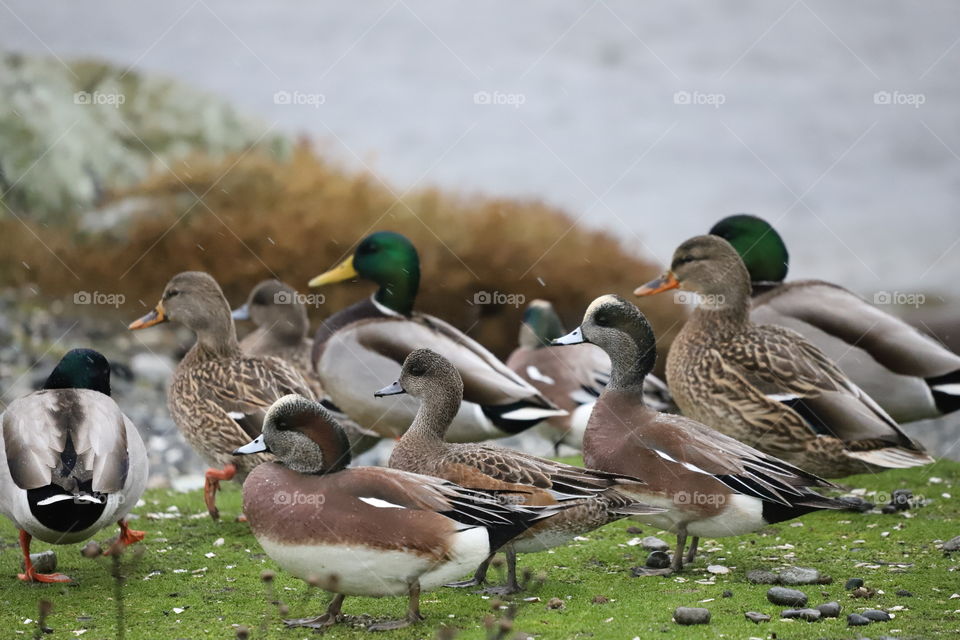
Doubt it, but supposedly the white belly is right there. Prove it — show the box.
[628,493,766,539]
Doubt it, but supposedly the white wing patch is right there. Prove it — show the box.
[767,393,799,403]
[653,449,678,463]
[358,497,406,509]
[526,366,556,385]
[227,411,247,420]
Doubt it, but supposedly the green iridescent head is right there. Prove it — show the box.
[709,214,789,284]
[519,300,567,349]
[42,348,112,396]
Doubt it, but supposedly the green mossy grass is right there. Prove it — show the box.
[2,461,958,639]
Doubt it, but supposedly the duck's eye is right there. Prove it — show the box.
[594,312,610,327]
[673,255,696,268]
[165,289,180,299]
[409,364,427,377]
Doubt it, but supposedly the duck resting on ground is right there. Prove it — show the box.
[234,394,559,631]
[0,349,147,582]
[553,295,861,574]
[634,235,934,477]
[710,213,960,423]
[129,271,317,520]
[380,348,665,594]
[307,231,565,441]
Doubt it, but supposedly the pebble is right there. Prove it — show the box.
[862,609,891,622]
[645,551,671,569]
[81,541,102,558]
[816,601,841,618]
[673,607,710,625]
[845,577,865,590]
[895,589,913,597]
[778,566,821,585]
[546,597,565,610]
[744,611,770,624]
[881,505,897,514]
[780,608,821,621]
[943,535,960,552]
[747,569,778,584]
[20,550,57,573]
[721,590,733,598]
[641,536,669,551]
[847,613,871,626]
[766,587,808,607]
[706,564,729,575]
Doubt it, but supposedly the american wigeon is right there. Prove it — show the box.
[553,295,858,574]
[129,271,317,520]
[710,214,960,422]
[306,231,565,442]
[0,349,147,582]
[234,394,555,631]
[635,236,933,477]
[380,348,664,593]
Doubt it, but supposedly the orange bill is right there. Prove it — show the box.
[634,272,680,296]
[128,303,167,330]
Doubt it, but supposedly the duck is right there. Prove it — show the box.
[307,231,565,441]
[0,349,148,582]
[129,271,317,520]
[380,348,665,593]
[634,235,934,477]
[552,295,859,574]
[231,279,381,456]
[709,213,960,423]
[233,394,557,631]
[506,298,675,452]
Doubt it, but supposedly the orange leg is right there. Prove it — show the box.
[204,463,237,521]
[103,520,146,556]
[16,530,72,583]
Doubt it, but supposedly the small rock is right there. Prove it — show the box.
[546,597,564,610]
[816,601,841,618]
[625,526,643,534]
[845,577,865,590]
[895,589,913,597]
[641,536,669,551]
[645,551,671,569]
[778,566,821,585]
[592,595,609,604]
[890,489,912,511]
[943,535,960,553]
[747,569,778,584]
[847,613,871,626]
[744,611,770,624]
[81,541,102,558]
[767,587,808,607]
[862,609,891,622]
[20,550,57,573]
[852,586,877,598]
[881,505,897,514]
[706,564,729,575]
[780,608,821,621]
[673,607,710,625]
[721,590,733,598]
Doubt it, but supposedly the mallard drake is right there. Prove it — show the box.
[380,348,664,593]
[553,295,858,574]
[506,299,675,452]
[0,349,147,582]
[710,214,960,423]
[234,395,556,631]
[307,231,565,441]
[634,236,934,477]
[232,279,381,456]
[129,271,317,520]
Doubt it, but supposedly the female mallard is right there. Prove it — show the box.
[710,214,960,423]
[552,296,858,574]
[234,394,556,631]
[129,271,316,520]
[232,279,381,455]
[307,231,564,441]
[1,349,147,582]
[381,348,663,593]
[635,236,933,477]
[506,298,675,452]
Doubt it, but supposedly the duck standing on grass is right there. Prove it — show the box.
[710,213,960,423]
[552,296,860,575]
[506,298,675,452]
[380,348,665,594]
[635,235,933,477]
[129,271,316,520]
[0,349,147,582]
[234,394,559,631]
[307,231,566,442]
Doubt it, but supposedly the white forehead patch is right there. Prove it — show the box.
[586,294,620,318]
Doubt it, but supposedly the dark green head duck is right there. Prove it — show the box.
[709,214,790,285]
